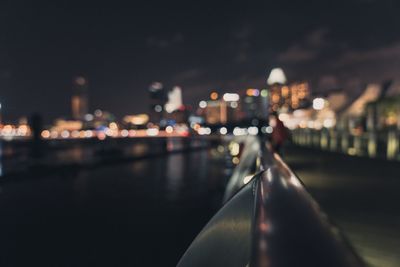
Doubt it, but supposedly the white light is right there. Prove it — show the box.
[223,93,240,102]
[267,68,287,85]
[219,127,228,135]
[154,105,162,112]
[105,128,113,136]
[85,130,93,138]
[109,122,118,130]
[94,109,103,117]
[164,104,174,113]
[149,82,163,91]
[248,126,259,135]
[165,126,173,133]
[128,130,136,137]
[230,102,238,108]
[229,142,240,156]
[261,126,267,133]
[278,113,290,122]
[323,118,335,128]
[121,129,129,137]
[198,127,211,135]
[146,128,159,136]
[233,127,247,136]
[314,121,323,130]
[266,126,273,134]
[165,86,183,113]
[61,130,70,138]
[84,114,94,121]
[50,130,58,139]
[243,175,253,185]
[313,98,325,110]
[198,128,206,135]
[199,101,207,108]
[71,130,80,138]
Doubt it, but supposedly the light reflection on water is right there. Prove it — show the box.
[166,153,184,200]
[0,139,162,176]
[0,138,234,266]
[130,142,149,156]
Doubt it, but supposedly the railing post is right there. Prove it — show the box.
[341,131,349,153]
[320,128,329,150]
[386,130,399,160]
[354,135,363,156]
[329,129,337,152]
[367,131,377,158]
[312,130,320,147]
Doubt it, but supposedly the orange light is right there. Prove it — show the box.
[246,88,259,96]
[41,130,50,139]
[98,132,106,140]
[272,94,280,103]
[210,92,218,100]
[282,86,289,97]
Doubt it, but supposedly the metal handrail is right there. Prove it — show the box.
[250,142,365,267]
[177,136,365,267]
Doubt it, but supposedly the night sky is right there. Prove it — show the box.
[1,0,400,122]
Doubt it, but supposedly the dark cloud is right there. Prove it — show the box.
[146,33,184,48]
[173,68,204,82]
[278,28,328,62]
[317,75,340,91]
[278,45,318,62]
[335,41,400,66]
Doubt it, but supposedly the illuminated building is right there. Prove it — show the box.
[341,84,382,131]
[201,97,240,125]
[204,100,227,124]
[148,82,167,123]
[269,82,311,112]
[164,106,190,124]
[123,114,150,127]
[164,86,183,113]
[241,89,269,120]
[52,119,83,132]
[363,82,400,131]
[71,76,89,120]
[0,123,31,140]
[267,68,287,85]
[266,68,311,111]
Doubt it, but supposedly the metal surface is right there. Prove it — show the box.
[223,135,260,203]
[178,136,366,267]
[250,154,365,267]
[177,175,257,267]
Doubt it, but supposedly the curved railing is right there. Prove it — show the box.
[177,136,365,267]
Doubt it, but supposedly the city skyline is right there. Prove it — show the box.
[1,0,400,121]
[0,2,399,267]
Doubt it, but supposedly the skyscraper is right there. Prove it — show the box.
[267,68,310,111]
[164,86,183,113]
[71,76,89,120]
[148,82,167,123]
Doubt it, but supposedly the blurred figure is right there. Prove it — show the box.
[269,112,288,155]
[29,113,44,158]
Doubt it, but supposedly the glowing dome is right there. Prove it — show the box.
[267,68,287,85]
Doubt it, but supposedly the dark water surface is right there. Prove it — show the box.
[0,146,228,266]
